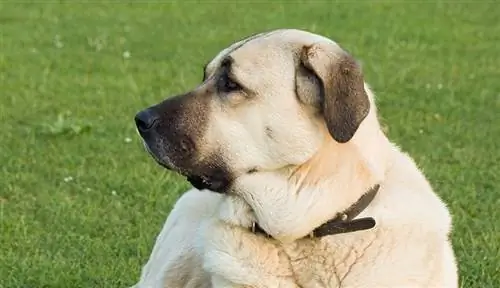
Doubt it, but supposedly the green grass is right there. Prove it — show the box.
[0,1,498,287]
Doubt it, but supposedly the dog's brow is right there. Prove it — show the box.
[202,55,234,81]
[220,56,234,69]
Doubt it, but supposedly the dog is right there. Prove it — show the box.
[132,29,459,287]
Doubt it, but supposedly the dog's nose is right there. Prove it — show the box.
[135,108,159,133]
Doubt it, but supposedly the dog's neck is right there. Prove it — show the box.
[251,183,380,239]
[233,128,389,243]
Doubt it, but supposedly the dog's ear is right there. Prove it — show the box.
[296,43,370,143]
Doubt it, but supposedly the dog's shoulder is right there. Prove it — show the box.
[375,146,453,235]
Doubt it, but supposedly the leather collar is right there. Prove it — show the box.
[251,184,380,239]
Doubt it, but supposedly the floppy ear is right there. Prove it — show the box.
[296,43,370,143]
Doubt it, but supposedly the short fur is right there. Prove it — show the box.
[132,29,458,288]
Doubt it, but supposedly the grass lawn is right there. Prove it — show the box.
[1,1,499,287]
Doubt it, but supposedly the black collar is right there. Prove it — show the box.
[251,184,380,239]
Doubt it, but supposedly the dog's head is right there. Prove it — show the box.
[135,29,371,193]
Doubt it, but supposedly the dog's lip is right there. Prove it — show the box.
[185,174,231,193]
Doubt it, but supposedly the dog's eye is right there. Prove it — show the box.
[218,74,241,93]
[225,78,240,91]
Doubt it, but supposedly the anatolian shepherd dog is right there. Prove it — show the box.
[132,29,458,287]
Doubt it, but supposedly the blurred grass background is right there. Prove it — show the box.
[0,1,499,287]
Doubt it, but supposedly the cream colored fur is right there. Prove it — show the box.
[132,29,458,288]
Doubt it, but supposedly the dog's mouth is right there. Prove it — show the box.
[143,141,231,193]
[185,174,231,193]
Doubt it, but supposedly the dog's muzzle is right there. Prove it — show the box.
[134,108,232,193]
